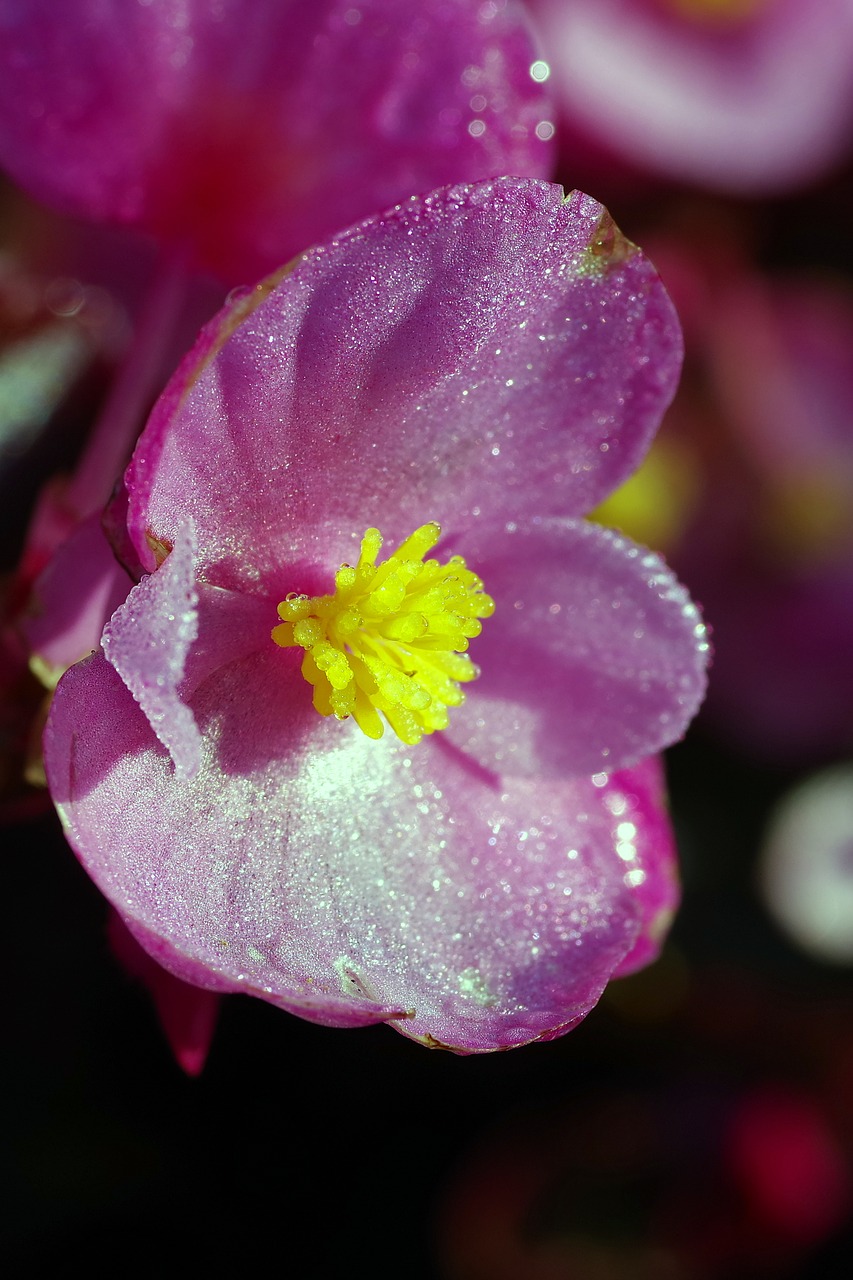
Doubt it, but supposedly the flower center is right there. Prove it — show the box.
[272,523,495,745]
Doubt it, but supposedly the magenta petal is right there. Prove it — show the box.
[21,511,131,684]
[126,181,683,586]
[45,642,680,1051]
[108,910,220,1076]
[606,755,679,978]
[447,518,709,778]
[101,524,201,779]
[0,0,553,282]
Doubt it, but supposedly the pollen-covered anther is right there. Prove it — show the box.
[272,522,495,744]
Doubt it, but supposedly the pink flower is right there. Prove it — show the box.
[528,0,853,194]
[0,0,554,283]
[44,178,708,1052]
[648,236,853,762]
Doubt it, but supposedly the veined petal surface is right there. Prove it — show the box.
[445,517,709,778]
[126,180,682,588]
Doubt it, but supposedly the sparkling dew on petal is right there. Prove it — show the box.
[272,523,494,745]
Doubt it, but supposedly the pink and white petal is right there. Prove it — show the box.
[46,652,411,1029]
[0,0,552,283]
[46,645,677,1051]
[126,180,682,586]
[445,518,709,779]
[21,512,131,686]
[101,523,201,779]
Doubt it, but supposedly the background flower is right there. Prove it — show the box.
[0,0,554,283]
[527,0,853,195]
[601,232,853,765]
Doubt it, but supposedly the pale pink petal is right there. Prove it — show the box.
[101,523,201,779]
[446,518,709,778]
[180,581,274,700]
[46,652,409,1029]
[45,646,680,1051]
[0,0,553,282]
[125,181,682,587]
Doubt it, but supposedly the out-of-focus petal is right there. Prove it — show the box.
[0,0,554,281]
[46,646,679,1051]
[707,277,853,488]
[678,533,853,763]
[21,510,131,686]
[530,0,853,194]
[126,180,682,588]
[446,518,709,778]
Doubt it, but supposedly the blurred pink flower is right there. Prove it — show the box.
[0,0,554,283]
[44,178,708,1052]
[656,241,853,762]
[528,0,853,194]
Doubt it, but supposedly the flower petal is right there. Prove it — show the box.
[45,645,680,1051]
[46,651,420,1029]
[0,0,553,282]
[125,180,683,587]
[107,910,220,1077]
[99,520,279,779]
[101,523,202,779]
[21,511,131,686]
[606,754,679,978]
[531,0,853,194]
[445,517,709,778]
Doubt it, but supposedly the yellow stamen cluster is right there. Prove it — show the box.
[272,523,494,745]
